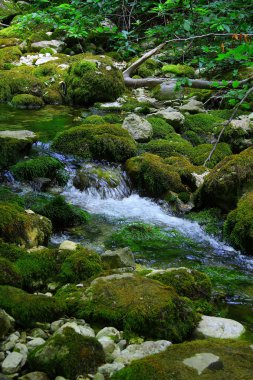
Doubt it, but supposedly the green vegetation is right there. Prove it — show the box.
[162,64,195,77]
[186,208,223,236]
[0,135,35,169]
[143,135,192,158]
[0,257,22,287]
[187,142,232,168]
[52,124,137,162]
[146,117,175,139]
[11,94,44,109]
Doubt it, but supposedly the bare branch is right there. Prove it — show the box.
[204,85,253,167]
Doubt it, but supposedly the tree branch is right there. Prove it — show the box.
[204,85,253,167]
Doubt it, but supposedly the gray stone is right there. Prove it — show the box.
[2,332,20,351]
[179,98,206,114]
[195,315,245,339]
[122,113,153,142]
[115,340,172,364]
[35,56,59,66]
[50,320,65,333]
[2,352,26,374]
[0,310,14,339]
[0,351,5,361]
[19,371,50,380]
[183,352,221,375]
[155,107,185,127]
[98,362,125,377]
[27,338,46,351]
[14,343,28,357]
[0,130,37,141]
[97,336,120,362]
[96,327,122,342]
[30,328,48,340]
[101,247,135,269]
[59,322,95,338]
[31,40,65,53]
[59,240,78,251]
[93,374,104,380]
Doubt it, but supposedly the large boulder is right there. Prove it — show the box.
[194,315,245,339]
[197,148,253,211]
[101,247,136,270]
[30,40,66,53]
[28,327,105,380]
[111,339,253,380]
[1,352,26,374]
[179,98,205,114]
[78,273,199,342]
[122,114,153,142]
[0,130,37,169]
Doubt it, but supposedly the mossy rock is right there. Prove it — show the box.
[42,89,63,105]
[82,115,106,125]
[25,195,90,230]
[184,88,213,102]
[0,131,36,168]
[11,156,69,186]
[143,135,192,158]
[137,58,162,78]
[0,46,21,69]
[59,246,103,283]
[0,0,20,21]
[11,94,44,109]
[0,257,22,287]
[183,113,225,144]
[224,192,253,254]
[79,273,199,341]
[28,327,105,379]
[52,124,137,162]
[162,64,195,77]
[0,37,20,47]
[146,117,175,139]
[187,143,232,168]
[126,153,184,197]
[0,202,52,248]
[0,239,27,262]
[186,208,223,237]
[147,268,212,301]
[111,339,253,380]
[0,286,64,327]
[65,56,125,106]
[0,186,24,207]
[197,148,253,211]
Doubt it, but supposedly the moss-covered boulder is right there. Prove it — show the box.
[126,153,184,197]
[65,56,125,106]
[0,239,27,262]
[11,156,68,187]
[26,195,90,230]
[187,142,232,168]
[59,246,103,283]
[28,327,105,379]
[0,130,37,168]
[197,148,253,211]
[11,94,44,109]
[111,339,253,380]
[143,135,192,158]
[0,45,21,68]
[147,268,212,301]
[161,64,195,77]
[0,286,64,327]
[0,202,52,248]
[0,0,20,21]
[0,257,22,287]
[52,124,137,162]
[79,273,199,342]
[224,192,253,254]
[146,117,175,139]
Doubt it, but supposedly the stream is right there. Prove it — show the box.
[1,104,253,336]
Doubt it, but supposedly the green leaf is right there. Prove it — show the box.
[232,81,240,88]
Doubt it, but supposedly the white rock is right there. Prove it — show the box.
[2,352,26,374]
[0,130,37,141]
[115,340,172,364]
[27,338,46,351]
[35,56,59,66]
[14,343,28,357]
[98,336,120,362]
[96,327,122,341]
[98,362,125,377]
[155,107,185,127]
[192,171,209,187]
[101,247,135,269]
[179,98,206,114]
[122,113,153,142]
[31,40,65,53]
[2,332,20,351]
[50,320,65,333]
[195,315,245,339]
[183,352,220,375]
[59,322,95,338]
[59,240,78,251]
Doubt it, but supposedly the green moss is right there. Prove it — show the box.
[143,136,192,158]
[0,38,20,47]
[0,0,20,21]
[183,113,224,143]
[187,142,232,168]
[0,25,23,39]
[59,246,103,283]
[0,285,64,327]
[42,89,62,105]
[126,153,184,197]
[27,195,90,230]
[162,64,195,77]
[149,268,212,301]
[103,113,123,124]
[198,148,253,211]
[0,46,21,69]
[0,134,35,169]
[28,327,105,379]
[80,273,199,341]
[55,284,84,316]
[137,58,162,78]
[146,117,175,139]
[11,156,68,185]
[224,192,253,254]
[184,88,213,102]
[82,115,105,125]
[0,239,26,262]
[66,57,125,106]
[11,94,44,109]
[52,124,137,162]
[0,257,22,287]
[111,339,253,380]
[0,186,24,207]
[186,208,223,236]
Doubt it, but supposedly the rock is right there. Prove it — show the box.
[122,113,153,142]
[30,328,48,340]
[195,316,245,339]
[27,338,46,351]
[98,363,125,377]
[115,340,171,364]
[97,336,120,362]
[93,374,104,380]
[101,247,135,269]
[59,240,78,251]
[14,343,28,357]
[59,321,95,338]
[179,98,206,114]
[0,310,14,339]
[50,319,65,333]
[155,107,185,128]
[2,332,20,351]
[0,352,5,361]
[153,82,183,101]
[0,0,20,21]
[96,327,122,342]
[19,372,50,380]
[192,171,209,187]
[0,130,37,141]
[31,40,66,53]
[183,353,221,375]
[35,56,59,66]
[2,352,26,374]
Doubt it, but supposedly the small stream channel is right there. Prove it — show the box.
[1,104,253,337]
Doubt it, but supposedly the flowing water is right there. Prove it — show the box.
[1,104,253,334]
